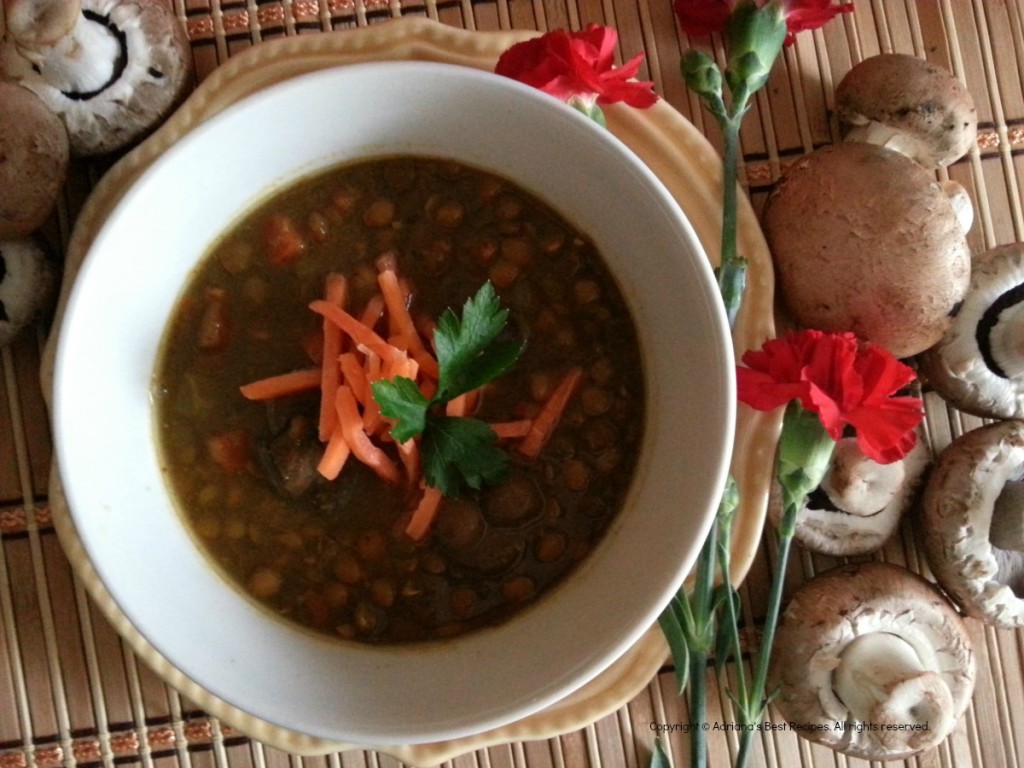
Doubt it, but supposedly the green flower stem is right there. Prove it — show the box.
[717,113,747,330]
[734,403,835,767]
[688,516,718,768]
[733,498,796,767]
[714,486,749,716]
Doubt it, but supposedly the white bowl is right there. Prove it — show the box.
[52,61,734,745]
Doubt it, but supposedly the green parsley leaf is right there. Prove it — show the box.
[371,281,525,496]
[421,415,510,496]
[372,376,429,443]
[434,282,525,402]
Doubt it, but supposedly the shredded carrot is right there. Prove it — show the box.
[489,419,534,439]
[360,293,385,330]
[239,367,321,401]
[318,273,348,441]
[338,352,372,407]
[310,300,402,363]
[317,424,351,480]
[334,384,401,484]
[405,485,444,541]
[377,267,440,379]
[396,438,421,486]
[518,367,584,459]
[361,351,384,434]
[445,389,480,418]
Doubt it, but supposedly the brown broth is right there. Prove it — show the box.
[153,155,645,644]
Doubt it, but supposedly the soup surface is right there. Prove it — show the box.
[154,155,645,644]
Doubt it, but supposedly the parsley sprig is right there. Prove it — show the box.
[371,282,524,496]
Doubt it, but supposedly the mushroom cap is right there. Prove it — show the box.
[770,562,976,761]
[836,53,978,168]
[920,419,1024,627]
[762,141,971,358]
[0,81,70,240]
[767,433,930,556]
[0,0,193,156]
[918,242,1024,419]
[0,237,59,348]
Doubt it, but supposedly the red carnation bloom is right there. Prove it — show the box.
[495,24,658,108]
[736,330,924,464]
[674,0,851,44]
[674,0,734,36]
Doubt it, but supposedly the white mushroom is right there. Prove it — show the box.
[0,80,69,240]
[767,433,930,556]
[835,53,978,168]
[0,0,193,156]
[920,419,1024,627]
[762,141,971,359]
[770,562,975,762]
[0,237,58,347]
[919,243,1024,419]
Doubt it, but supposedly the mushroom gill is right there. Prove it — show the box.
[921,418,1024,626]
[919,243,1024,419]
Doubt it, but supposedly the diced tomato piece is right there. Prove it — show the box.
[197,287,230,350]
[263,214,307,266]
[207,429,250,473]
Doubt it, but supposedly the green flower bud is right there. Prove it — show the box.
[680,49,726,117]
[775,402,835,525]
[724,0,787,98]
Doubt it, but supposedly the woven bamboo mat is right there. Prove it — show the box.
[2,1,1023,767]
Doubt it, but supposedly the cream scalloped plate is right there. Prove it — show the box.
[41,18,779,767]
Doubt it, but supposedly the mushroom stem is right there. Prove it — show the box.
[833,631,954,748]
[8,3,124,95]
[819,437,905,515]
[991,479,1024,551]
[843,121,930,165]
[941,180,975,235]
[3,0,82,49]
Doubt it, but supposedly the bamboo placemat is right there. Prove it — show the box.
[2,1,1023,767]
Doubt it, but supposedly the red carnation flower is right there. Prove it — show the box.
[736,330,924,464]
[675,0,851,44]
[495,24,657,109]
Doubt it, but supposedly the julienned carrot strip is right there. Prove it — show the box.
[309,300,402,363]
[405,485,444,541]
[318,273,348,441]
[396,438,420,486]
[240,367,321,401]
[338,352,371,407]
[446,389,480,417]
[334,384,401,485]
[518,367,584,459]
[317,424,351,480]
[377,267,439,379]
[361,351,384,433]
[490,419,534,439]
[360,294,385,330]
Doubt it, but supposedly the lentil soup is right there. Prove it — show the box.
[153,155,645,644]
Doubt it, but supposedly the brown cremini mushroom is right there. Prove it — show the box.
[919,243,1024,419]
[768,432,929,556]
[921,419,1024,627]
[762,141,971,359]
[0,81,69,240]
[836,53,978,168]
[0,237,58,348]
[1,0,193,156]
[771,562,975,762]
